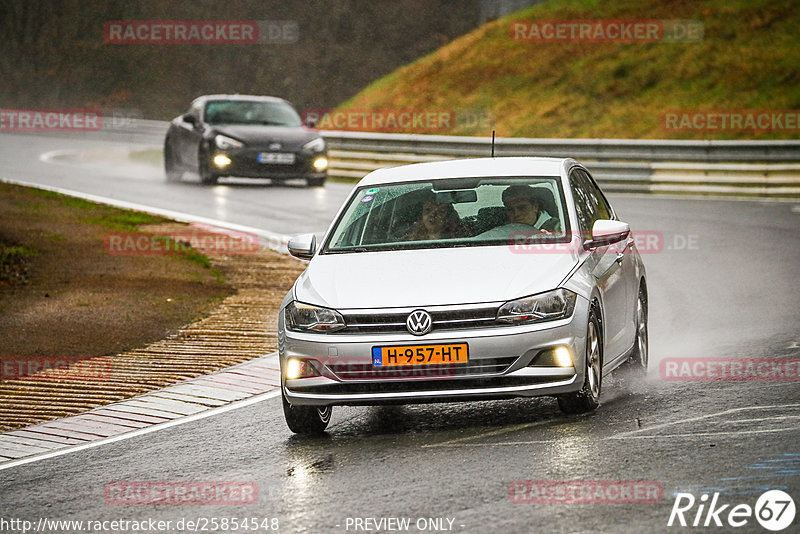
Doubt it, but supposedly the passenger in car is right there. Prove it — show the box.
[405,197,469,240]
[502,185,560,233]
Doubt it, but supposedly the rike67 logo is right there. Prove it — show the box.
[668,490,795,531]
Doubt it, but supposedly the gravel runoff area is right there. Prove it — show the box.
[0,222,305,432]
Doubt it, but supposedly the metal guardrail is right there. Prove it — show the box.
[320,131,800,198]
[75,119,800,198]
[321,131,800,161]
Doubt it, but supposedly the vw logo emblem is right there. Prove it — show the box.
[406,310,432,336]
[268,142,282,150]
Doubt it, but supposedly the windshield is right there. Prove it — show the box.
[203,100,302,126]
[324,176,569,253]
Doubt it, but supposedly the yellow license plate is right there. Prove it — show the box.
[372,343,468,367]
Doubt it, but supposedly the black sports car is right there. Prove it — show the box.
[164,95,328,186]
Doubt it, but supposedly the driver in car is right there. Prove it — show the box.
[502,185,560,233]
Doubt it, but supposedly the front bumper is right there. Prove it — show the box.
[210,148,326,180]
[280,301,589,407]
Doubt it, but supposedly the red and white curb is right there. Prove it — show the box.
[0,353,282,469]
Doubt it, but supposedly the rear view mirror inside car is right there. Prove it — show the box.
[436,190,478,204]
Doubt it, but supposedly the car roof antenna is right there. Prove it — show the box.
[491,130,496,157]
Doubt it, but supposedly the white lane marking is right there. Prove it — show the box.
[39,149,81,164]
[427,440,561,447]
[0,178,291,252]
[420,404,800,448]
[609,428,798,440]
[424,426,799,447]
[422,418,566,448]
[609,403,800,439]
[0,390,281,472]
[714,415,800,425]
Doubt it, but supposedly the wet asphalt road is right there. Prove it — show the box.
[0,131,798,533]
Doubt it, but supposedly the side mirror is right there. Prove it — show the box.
[584,220,630,249]
[182,113,197,126]
[288,233,316,260]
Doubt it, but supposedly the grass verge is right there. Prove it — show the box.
[0,182,233,359]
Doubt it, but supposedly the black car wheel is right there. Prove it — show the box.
[198,149,218,185]
[282,388,331,435]
[306,176,326,187]
[558,308,602,414]
[623,284,648,377]
[164,139,182,182]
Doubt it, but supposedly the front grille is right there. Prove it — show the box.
[328,357,517,381]
[339,306,500,335]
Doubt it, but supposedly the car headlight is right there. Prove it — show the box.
[213,154,232,168]
[497,288,577,324]
[285,301,345,333]
[214,134,244,150]
[302,137,326,152]
[313,156,329,172]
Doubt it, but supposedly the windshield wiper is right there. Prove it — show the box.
[327,247,369,254]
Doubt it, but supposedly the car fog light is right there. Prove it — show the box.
[530,346,574,367]
[554,346,572,367]
[285,358,321,379]
[286,358,304,380]
[313,156,328,172]
[213,154,232,168]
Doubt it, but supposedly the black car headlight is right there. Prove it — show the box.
[497,289,577,324]
[302,137,326,152]
[214,134,244,150]
[285,301,345,333]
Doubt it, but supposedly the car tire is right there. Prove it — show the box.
[558,309,602,414]
[164,140,182,182]
[306,176,326,187]
[626,285,648,375]
[282,388,331,435]
[198,150,218,185]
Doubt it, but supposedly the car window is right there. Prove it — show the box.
[203,100,302,126]
[324,176,570,253]
[577,169,614,221]
[569,168,615,233]
[569,169,594,232]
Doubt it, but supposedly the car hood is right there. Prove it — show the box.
[293,245,581,309]
[212,125,318,149]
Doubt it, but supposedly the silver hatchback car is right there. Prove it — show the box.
[279,157,648,434]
